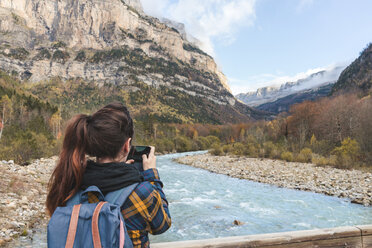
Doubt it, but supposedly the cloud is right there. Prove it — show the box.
[229,62,348,95]
[140,0,169,17]
[140,0,256,55]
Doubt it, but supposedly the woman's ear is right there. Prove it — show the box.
[123,138,132,154]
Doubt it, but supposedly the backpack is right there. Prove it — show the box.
[47,183,139,248]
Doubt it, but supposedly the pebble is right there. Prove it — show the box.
[176,153,372,206]
[7,202,16,209]
[0,157,57,245]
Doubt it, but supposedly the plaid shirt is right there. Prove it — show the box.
[89,168,171,248]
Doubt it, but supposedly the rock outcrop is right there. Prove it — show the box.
[123,0,144,13]
[0,0,230,92]
[332,43,372,94]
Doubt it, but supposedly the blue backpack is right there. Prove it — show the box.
[48,184,138,248]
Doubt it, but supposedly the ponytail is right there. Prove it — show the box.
[46,114,89,215]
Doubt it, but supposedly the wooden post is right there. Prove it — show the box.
[152,225,372,248]
[358,225,372,248]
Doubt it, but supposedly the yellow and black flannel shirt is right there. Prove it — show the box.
[89,168,171,248]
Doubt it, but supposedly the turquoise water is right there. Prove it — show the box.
[12,151,372,246]
[150,151,372,243]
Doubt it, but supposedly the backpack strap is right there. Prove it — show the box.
[105,183,139,207]
[92,202,107,248]
[65,204,81,248]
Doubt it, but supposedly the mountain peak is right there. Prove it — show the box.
[236,66,345,106]
[332,43,372,94]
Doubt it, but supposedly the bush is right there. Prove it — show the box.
[75,51,86,62]
[183,43,208,56]
[52,50,70,63]
[281,151,293,162]
[263,142,274,157]
[332,138,361,161]
[335,153,354,169]
[155,138,174,153]
[263,142,281,159]
[332,138,361,169]
[205,136,220,147]
[246,134,258,144]
[174,136,192,152]
[194,136,209,150]
[222,144,232,154]
[210,143,223,156]
[258,145,265,158]
[0,131,54,164]
[328,155,338,167]
[231,142,245,156]
[246,143,259,157]
[296,148,313,163]
[34,48,51,60]
[310,136,333,156]
[52,41,67,49]
[311,154,329,166]
[6,48,29,60]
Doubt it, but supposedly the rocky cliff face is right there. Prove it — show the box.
[0,0,267,123]
[0,0,232,102]
[123,0,144,13]
[332,43,372,94]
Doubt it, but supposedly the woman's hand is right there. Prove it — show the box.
[125,159,135,164]
[143,146,156,171]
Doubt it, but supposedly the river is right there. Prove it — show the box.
[12,151,372,247]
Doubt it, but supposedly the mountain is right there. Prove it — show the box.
[124,0,144,13]
[332,43,372,94]
[161,18,188,40]
[0,0,267,123]
[257,83,334,114]
[236,66,345,107]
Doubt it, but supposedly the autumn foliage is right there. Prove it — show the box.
[0,67,371,169]
[210,92,372,169]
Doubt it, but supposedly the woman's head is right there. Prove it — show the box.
[46,102,134,214]
[79,102,133,158]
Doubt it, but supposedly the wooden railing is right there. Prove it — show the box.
[152,225,372,248]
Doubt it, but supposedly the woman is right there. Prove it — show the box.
[46,102,171,248]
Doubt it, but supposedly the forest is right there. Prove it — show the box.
[0,70,371,169]
[137,91,371,170]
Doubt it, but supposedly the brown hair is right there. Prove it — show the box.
[46,102,134,215]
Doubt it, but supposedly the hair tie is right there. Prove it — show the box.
[86,115,93,123]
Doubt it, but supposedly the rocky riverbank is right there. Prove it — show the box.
[175,153,372,206]
[0,157,57,247]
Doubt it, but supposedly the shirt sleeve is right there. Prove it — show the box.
[141,168,172,235]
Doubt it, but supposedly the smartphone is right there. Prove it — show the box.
[127,146,151,162]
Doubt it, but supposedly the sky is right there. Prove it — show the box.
[140,0,372,94]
